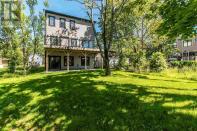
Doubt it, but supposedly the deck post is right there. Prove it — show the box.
[101,57,103,70]
[46,50,49,72]
[67,52,69,71]
[188,51,190,61]
[85,52,87,70]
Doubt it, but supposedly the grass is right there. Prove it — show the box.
[0,68,197,130]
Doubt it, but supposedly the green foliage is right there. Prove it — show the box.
[130,51,149,72]
[150,52,167,72]
[159,0,197,38]
[0,0,46,74]
[170,61,197,68]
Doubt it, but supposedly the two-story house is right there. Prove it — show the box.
[44,10,102,71]
[175,36,197,61]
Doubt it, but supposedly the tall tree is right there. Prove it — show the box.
[0,0,22,73]
[0,0,47,74]
[159,0,197,38]
[73,0,129,75]
[26,0,46,66]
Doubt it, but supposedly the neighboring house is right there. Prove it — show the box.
[44,10,102,71]
[174,35,197,61]
[29,54,43,66]
[0,58,8,68]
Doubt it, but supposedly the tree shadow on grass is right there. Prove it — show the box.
[0,71,197,130]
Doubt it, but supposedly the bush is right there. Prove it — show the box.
[150,52,167,72]
[130,51,149,72]
[170,61,197,68]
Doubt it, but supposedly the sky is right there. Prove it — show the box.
[35,0,90,19]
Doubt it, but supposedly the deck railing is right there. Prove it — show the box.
[45,36,97,49]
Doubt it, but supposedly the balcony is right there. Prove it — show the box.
[44,36,99,52]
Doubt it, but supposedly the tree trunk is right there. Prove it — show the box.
[104,48,111,76]
[23,47,27,75]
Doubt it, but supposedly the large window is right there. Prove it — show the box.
[48,16,55,26]
[82,40,89,48]
[71,39,78,47]
[183,40,192,47]
[60,18,66,28]
[49,56,61,70]
[81,56,90,66]
[50,36,58,45]
[70,20,75,30]
[64,56,74,66]
[188,41,192,46]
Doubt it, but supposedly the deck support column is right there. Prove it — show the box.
[46,50,49,72]
[67,52,70,71]
[188,51,190,61]
[85,52,87,70]
[101,57,103,70]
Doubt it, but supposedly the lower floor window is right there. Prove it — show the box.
[64,56,74,66]
[81,56,90,66]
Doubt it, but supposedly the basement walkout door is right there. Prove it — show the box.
[49,56,61,70]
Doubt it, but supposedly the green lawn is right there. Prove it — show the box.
[0,69,197,130]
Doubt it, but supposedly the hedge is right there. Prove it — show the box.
[170,61,197,68]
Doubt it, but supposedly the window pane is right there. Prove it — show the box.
[49,16,55,26]
[81,56,90,66]
[60,18,65,28]
[70,20,75,30]
[183,41,187,47]
[188,41,192,46]
[64,56,74,66]
[89,41,93,48]
[81,57,85,66]
[82,40,89,48]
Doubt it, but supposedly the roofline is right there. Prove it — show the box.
[44,10,92,23]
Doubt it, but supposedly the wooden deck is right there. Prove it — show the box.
[44,45,100,53]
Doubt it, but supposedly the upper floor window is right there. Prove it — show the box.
[49,16,55,26]
[188,41,192,46]
[70,20,75,30]
[183,40,192,47]
[82,40,89,48]
[71,39,77,47]
[60,18,66,28]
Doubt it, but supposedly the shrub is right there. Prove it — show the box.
[150,52,167,72]
[130,51,149,72]
[170,61,197,68]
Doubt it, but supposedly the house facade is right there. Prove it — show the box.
[44,10,102,71]
[0,58,8,68]
[175,36,197,60]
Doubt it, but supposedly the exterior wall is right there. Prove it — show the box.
[175,36,197,61]
[45,11,94,47]
[0,58,8,68]
[44,10,102,71]
[176,37,197,52]
[47,51,96,70]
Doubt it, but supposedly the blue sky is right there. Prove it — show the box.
[35,0,89,19]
